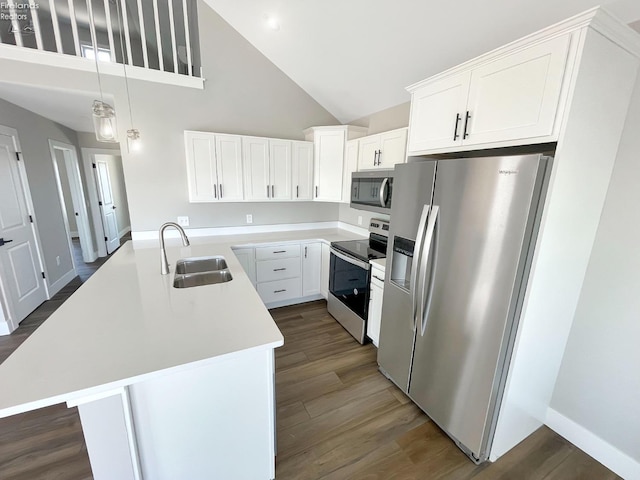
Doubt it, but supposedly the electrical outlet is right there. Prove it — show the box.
[357,216,363,226]
[177,216,190,227]
[56,256,60,266]
[246,214,253,224]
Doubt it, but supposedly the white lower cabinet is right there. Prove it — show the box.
[320,242,330,299]
[233,241,328,307]
[231,247,256,286]
[367,263,385,347]
[302,243,321,297]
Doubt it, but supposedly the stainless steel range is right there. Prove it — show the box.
[328,219,389,343]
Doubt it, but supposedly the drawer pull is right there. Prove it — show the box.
[372,275,384,282]
[273,268,287,272]
[274,289,287,293]
[273,250,286,254]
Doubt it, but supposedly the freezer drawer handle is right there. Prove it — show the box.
[274,289,286,293]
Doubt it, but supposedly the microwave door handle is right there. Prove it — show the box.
[379,177,389,207]
[418,206,439,336]
[410,204,430,331]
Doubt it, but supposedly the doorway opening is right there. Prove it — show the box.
[49,140,95,282]
[80,148,132,257]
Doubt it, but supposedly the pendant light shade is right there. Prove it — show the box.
[92,100,118,143]
[127,128,142,152]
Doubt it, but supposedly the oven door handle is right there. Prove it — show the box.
[379,177,389,207]
[330,247,371,271]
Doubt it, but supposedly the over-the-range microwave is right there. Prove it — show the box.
[350,170,394,214]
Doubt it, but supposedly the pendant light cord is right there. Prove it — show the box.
[87,0,104,103]
[114,0,135,127]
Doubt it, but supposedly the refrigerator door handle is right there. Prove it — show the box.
[419,206,439,336]
[379,177,389,207]
[410,204,430,331]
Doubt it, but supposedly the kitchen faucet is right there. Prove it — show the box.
[159,222,190,274]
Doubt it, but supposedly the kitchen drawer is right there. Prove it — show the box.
[255,244,301,260]
[256,257,301,283]
[257,278,302,304]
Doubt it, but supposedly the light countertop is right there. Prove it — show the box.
[0,227,364,418]
[370,258,387,270]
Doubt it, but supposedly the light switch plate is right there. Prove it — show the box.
[246,214,253,224]
[358,216,363,226]
[177,216,190,227]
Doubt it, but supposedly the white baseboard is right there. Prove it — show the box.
[546,408,640,479]
[132,222,342,241]
[119,226,132,239]
[47,268,78,298]
[85,250,99,263]
[264,294,324,310]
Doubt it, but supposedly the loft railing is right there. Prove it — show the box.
[0,0,200,78]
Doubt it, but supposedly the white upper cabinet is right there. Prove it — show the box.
[215,135,245,202]
[185,132,244,202]
[305,126,368,202]
[243,137,292,201]
[291,141,314,201]
[465,34,571,145]
[242,137,270,201]
[408,73,471,153]
[313,129,346,202]
[269,140,292,201]
[407,33,574,154]
[357,128,408,171]
[343,140,359,203]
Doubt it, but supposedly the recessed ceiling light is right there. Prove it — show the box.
[265,16,280,31]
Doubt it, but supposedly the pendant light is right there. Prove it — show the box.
[88,0,118,143]
[115,0,142,153]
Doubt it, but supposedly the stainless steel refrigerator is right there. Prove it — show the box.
[378,153,551,463]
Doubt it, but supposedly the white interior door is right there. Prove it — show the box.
[0,133,47,324]
[94,158,120,254]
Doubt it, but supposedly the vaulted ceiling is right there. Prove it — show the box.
[203,0,640,123]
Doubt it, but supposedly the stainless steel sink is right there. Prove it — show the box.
[173,269,233,289]
[175,256,228,274]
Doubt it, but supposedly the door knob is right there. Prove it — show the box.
[0,238,14,247]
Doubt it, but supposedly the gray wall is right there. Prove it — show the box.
[351,102,410,135]
[0,98,78,286]
[338,204,389,229]
[549,75,640,461]
[95,154,131,236]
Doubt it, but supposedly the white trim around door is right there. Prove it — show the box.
[49,140,97,265]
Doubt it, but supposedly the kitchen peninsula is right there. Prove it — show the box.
[0,227,362,480]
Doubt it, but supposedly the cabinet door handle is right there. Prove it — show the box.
[315,186,318,198]
[296,185,299,198]
[305,246,308,258]
[453,113,461,141]
[219,184,223,198]
[267,185,270,198]
[214,184,218,199]
[272,185,275,197]
[273,250,286,254]
[274,289,286,293]
[463,111,471,140]
[273,268,287,272]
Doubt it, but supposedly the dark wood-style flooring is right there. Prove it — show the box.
[0,238,620,479]
[271,301,620,480]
